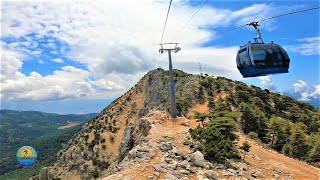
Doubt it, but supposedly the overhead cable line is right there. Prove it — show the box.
[160,0,173,44]
[184,6,320,47]
[173,0,209,37]
[257,6,320,23]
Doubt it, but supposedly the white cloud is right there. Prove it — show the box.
[1,1,285,102]
[299,92,311,101]
[1,50,89,101]
[51,58,64,63]
[293,80,308,92]
[285,36,320,56]
[259,76,275,90]
[292,80,320,102]
[310,85,320,98]
[38,60,45,64]
[90,79,125,91]
[0,49,25,82]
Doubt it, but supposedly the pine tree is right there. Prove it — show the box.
[286,123,310,160]
[190,117,239,162]
[241,141,251,161]
[267,117,290,151]
[308,133,320,162]
[197,86,205,104]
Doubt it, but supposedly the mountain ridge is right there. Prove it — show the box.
[38,69,320,179]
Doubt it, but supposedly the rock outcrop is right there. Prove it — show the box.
[101,111,223,180]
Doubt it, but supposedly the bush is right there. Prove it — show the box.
[248,132,259,140]
[102,144,107,149]
[176,98,192,116]
[189,117,239,162]
[92,169,99,178]
[110,134,115,143]
[79,144,84,151]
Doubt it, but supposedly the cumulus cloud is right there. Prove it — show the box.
[293,80,308,92]
[0,49,126,101]
[91,79,125,91]
[285,36,320,56]
[310,85,320,97]
[292,80,320,102]
[51,58,64,63]
[259,76,276,91]
[38,60,45,64]
[1,1,285,102]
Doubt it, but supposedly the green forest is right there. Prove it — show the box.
[0,110,97,178]
[188,75,320,167]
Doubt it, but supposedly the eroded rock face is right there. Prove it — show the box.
[119,118,152,161]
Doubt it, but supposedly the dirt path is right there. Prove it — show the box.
[238,133,320,179]
[58,122,79,129]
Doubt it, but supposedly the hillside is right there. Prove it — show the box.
[0,110,98,176]
[39,69,320,179]
[0,124,83,179]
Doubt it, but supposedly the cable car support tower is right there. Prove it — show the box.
[159,43,181,118]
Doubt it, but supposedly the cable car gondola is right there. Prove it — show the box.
[236,22,290,78]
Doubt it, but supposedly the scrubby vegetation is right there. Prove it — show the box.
[189,75,320,166]
[190,114,240,162]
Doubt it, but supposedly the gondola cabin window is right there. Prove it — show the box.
[238,47,248,69]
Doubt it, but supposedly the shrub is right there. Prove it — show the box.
[190,117,239,162]
[92,169,99,178]
[79,144,84,151]
[110,134,115,143]
[176,98,192,116]
[248,132,259,140]
[102,144,107,149]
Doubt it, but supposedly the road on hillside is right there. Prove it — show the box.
[238,133,320,179]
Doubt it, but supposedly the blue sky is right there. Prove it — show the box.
[1,0,319,114]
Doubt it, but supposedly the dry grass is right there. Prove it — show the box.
[58,122,80,129]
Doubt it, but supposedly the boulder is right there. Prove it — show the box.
[160,142,173,152]
[168,162,178,170]
[191,151,205,167]
[204,170,219,180]
[138,118,152,136]
[188,167,197,174]
[182,140,191,145]
[164,173,179,180]
[179,169,190,175]
[180,153,190,161]
[252,170,266,178]
[204,162,214,169]
[152,164,163,172]
[179,160,191,169]
[181,122,190,126]
[238,162,247,171]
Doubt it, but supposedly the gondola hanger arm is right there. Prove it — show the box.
[248,21,264,43]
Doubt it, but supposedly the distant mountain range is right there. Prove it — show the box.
[0,109,98,177]
[282,91,320,108]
